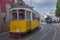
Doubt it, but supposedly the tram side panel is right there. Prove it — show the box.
[10,20,27,33]
[31,21,40,30]
[10,20,40,33]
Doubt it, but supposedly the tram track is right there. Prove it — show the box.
[0,24,57,40]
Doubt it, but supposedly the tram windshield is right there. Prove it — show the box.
[11,9,25,20]
[18,9,25,20]
[12,10,17,20]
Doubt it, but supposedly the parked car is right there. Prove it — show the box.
[52,20,57,23]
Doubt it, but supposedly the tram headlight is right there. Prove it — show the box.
[16,30,20,32]
[16,30,22,32]
[13,26,16,29]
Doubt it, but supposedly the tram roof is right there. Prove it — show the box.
[10,1,39,15]
[11,1,33,10]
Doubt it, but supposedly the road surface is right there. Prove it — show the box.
[0,24,57,40]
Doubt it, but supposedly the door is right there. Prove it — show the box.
[26,11,31,32]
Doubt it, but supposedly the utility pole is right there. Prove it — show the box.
[14,0,23,3]
[30,0,32,6]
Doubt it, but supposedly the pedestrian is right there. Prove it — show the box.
[49,18,52,25]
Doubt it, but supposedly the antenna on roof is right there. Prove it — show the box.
[14,0,23,3]
[30,0,32,6]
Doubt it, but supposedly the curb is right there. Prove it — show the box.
[0,32,8,36]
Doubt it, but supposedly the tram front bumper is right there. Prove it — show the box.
[9,32,25,38]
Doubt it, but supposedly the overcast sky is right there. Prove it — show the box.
[23,0,57,14]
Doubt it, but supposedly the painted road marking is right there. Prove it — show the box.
[52,25,57,40]
[40,25,56,40]
[48,24,57,40]
[40,27,52,40]
[53,28,57,40]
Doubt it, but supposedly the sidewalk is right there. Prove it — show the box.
[0,22,9,34]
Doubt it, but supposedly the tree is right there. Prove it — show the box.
[56,0,60,17]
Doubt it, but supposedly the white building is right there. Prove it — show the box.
[40,11,58,22]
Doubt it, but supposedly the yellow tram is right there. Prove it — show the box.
[9,1,40,38]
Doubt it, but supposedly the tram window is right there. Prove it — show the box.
[35,15,40,21]
[26,11,30,20]
[18,9,25,20]
[32,13,36,21]
[38,15,40,21]
[36,17,40,21]
[32,13,40,21]
[12,10,17,20]
[38,17,40,21]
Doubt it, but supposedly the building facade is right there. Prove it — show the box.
[0,0,14,22]
[0,0,22,22]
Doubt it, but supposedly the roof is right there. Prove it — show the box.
[10,1,39,14]
[11,1,33,10]
[0,0,14,13]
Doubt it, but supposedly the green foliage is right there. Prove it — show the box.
[56,6,60,17]
[56,0,60,17]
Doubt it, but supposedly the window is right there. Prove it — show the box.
[18,9,25,20]
[32,13,40,21]
[12,10,17,20]
[36,15,40,21]
[32,13,36,21]
[36,17,40,21]
[26,11,31,20]
[3,17,5,21]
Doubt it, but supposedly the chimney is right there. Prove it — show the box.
[18,0,23,3]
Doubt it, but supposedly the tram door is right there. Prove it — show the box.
[26,11,31,32]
